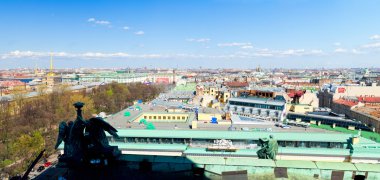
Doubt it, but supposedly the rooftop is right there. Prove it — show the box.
[113,129,376,144]
[228,97,286,106]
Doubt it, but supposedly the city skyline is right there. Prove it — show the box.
[1,0,380,69]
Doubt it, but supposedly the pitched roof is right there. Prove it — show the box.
[226,81,248,87]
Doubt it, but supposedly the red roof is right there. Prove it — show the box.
[0,80,26,87]
[334,99,358,107]
[358,97,380,103]
[287,90,304,98]
[226,82,249,87]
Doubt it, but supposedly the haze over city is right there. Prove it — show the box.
[1,0,380,69]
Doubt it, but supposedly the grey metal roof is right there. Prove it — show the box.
[228,97,286,106]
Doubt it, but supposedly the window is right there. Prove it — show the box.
[182,116,186,120]
[153,116,157,119]
[168,116,171,120]
[285,141,295,147]
[144,116,147,119]
[149,116,152,119]
[163,116,166,120]
[172,116,176,120]
[177,116,180,120]
[158,116,161,119]
[320,142,328,148]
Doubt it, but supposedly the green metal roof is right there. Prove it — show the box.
[354,163,380,172]
[225,158,275,167]
[114,129,358,143]
[275,160,317,169]
[351,148,380,158]
[315,162,357,171]
[279,147,350,156]
[186,156,226,165]
[184,148,258,156]
[118,154,380,173]
[173,83,196,91]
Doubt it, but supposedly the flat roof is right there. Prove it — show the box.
[354,163,380,172]
[315,161,357,171]
[275,160,317,169]
[228,97,286,106]
[121,154,380,172]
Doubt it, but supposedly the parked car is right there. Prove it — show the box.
[275,123,283,127]
[44,162,52,167]
[281,125,291,129]
[37,166,45,172]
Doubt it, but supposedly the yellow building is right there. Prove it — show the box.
[136,112,190,122]
[197,113,223,121]
[288,104,313,114]
[196,84,231,103]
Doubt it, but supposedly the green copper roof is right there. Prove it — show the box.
[118,154,380,173]
[279,147,350,156]
[225,158,275,167]
[275,160,317,169]
[315,162,357,171]
[354,163,380,172]
[114,129,362,143]
[173,83,196,91]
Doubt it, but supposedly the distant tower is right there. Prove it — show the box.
[45,52,56,86]
[50,53,53,72]
[34,63,39,76]
[173,69,176,84]
[47,52,55,77]
[256,65,262,72]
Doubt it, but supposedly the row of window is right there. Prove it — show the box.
[143,115,187,120]
[287,114,371,131]
[111,137,345,149]
[229,101,284,110]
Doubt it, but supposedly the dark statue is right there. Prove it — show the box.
[257,135,278,160]
[55,102,121,166]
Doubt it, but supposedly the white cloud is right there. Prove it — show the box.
[217,42,252,47]
[95,20,110,25]
[0,50,166,60]
[362,42,380,48]
[123,26,130,30]
[0,51,73,59]
[241,45,253,49]
[87,18,111,26]
[370,34,380,40]
[186,38,210,43]
[334,48,348,53]
[280,49,305,56]
[236,48,324,58]
[0,48,329,61]
[333,42,341,46]
[352,49,366,54]
[135,31,144,35]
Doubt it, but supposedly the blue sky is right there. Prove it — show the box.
[1,0,380,69]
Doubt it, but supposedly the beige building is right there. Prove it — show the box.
[319,84,380,108]
[196,84,231,103]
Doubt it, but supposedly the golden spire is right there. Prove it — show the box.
[50,52,53,72]
[47,52,55,76]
